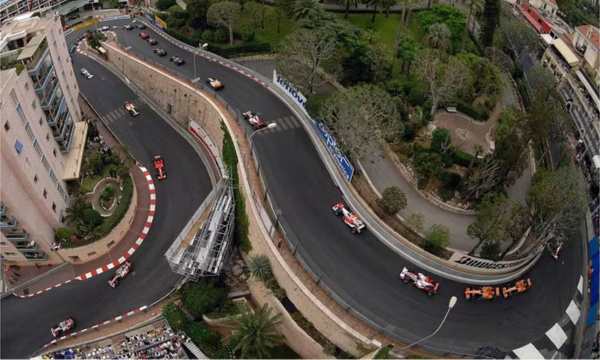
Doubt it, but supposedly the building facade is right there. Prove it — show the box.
[0,13,86,265]
[0,0,68,25]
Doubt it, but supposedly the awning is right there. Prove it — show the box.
[552,38,580,66]
[576,70,600,110]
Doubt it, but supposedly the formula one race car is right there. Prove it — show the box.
[51,318,75,337]
[108,261,132,288]
[206,77,224,90]
[242,111,266,130]
[464,286,500,300]
[169,56,185,65]
[399,267,440,296]
[502,278,532,298]
[124,101,139,117]
[153,155,167,180]
[331,202,366,234]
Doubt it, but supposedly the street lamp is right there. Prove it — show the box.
[249,123,277,147]
[398,296,458,352]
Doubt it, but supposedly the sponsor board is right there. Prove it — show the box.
[154,15,167,29]
[273,70,307,111]
[315,122,354,182]
[449,250,539,270]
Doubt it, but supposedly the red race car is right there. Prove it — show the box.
[108,261,132,288]
[153,155,167,180]
[242,111,266,129]
[464,286,500,300]
[399,267,440,296]
[331,202,365,234]
[51,318,75,337]
[502,278,532,298]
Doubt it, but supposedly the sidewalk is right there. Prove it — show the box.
[7,112,152,298]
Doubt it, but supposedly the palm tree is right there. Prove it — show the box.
[426,23,451,51]
[336,0,359,18]
[64,196,87,226]
[230,304,284,359]
[247,255,273,282]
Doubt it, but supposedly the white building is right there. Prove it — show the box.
[0,13,87,264]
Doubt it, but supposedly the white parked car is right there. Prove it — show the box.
[80,68,93,79]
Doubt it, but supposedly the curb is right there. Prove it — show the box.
[12,165,156,298]
[40,305,150,351]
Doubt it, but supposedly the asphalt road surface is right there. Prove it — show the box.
[108,19,583,355]
[0,29,212,358]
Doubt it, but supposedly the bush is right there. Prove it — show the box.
[377,186,407,215]
[451,149,475,167]
[201,29,214,42]
[156,0,176,11]
[431,128,451,154]
[82,207,103,228]
[100,185,115,202]
[480,241,501,261]
[55,227,74,246]
[456,101,487,121]
[181,281,228,319]
[209,41,272,58]
[247,255,273,282]
[94,175,133,238]
[438,171,461,201]
[162,303,187,331]
[185,321,223,357]
[424,224,449,254]
[213,28,228,43]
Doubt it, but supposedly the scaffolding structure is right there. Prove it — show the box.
[164,179,235,279]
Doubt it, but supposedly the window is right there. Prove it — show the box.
[10,90,17,105]
[34,175,38,183]
[53,149,56,157]
[33,140,42,157]
[31,99,36,110]
[16,104,26,124]
[3,122,9,131]
[25,123,34,141]
[39,117,42,126]
[43,189,47,198]
[4,252,15,256]
[46,133,49,141]
[41,156,50,171]
[49,170,57,184]
[24,82,29,91]
[14,140,23,154]
[52,203,56,212]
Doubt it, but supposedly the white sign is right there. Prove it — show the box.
[273,70,307,109]
[449,251,538,270]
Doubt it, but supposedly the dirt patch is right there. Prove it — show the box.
[432,111,494,156]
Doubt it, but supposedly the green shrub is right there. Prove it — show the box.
[201,29,214,42]
[451,149,475,167]
[375,345,393,359]
[210,41,272,58]
[247,255,273,282]
[431,128,451,154]
[456,101,487,121]
[162,303,187,331]
[214,28,228,43]
[54,227,74,247]
[100,185,115,202]
[181,281,228,319]
[424,224,449,255]
[82,207,103,228]
[185,321,223,357]
[221,123,251,252]
[376,186,407,215]
[438,171,461,201]
[156,0,176,11]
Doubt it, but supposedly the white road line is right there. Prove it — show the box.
[577,275,583,294]
[513,343,545,359]
[545,323,568,349]
[566,300,581,324]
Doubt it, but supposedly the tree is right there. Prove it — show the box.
[396,34,418,75]
[156,0,176,10]
[413,151,443,187]
[341,42,391,85]
[493,108,528,186]
[365,0,386,22]
[498,6,539,57]
[417,5,466,49]
[185,321,223,357]
[424,224,449,253]
[229,304,284,359]
[527,166,586,251]
[277,28,337,94]
[181,281,228,319]
[480,0,500,47]
[187,0,209,29]
[426,23,451,51]
[320,85,401,160]
[292,0,329,26]
[207,1,241,45]
[465,0,483,33]
[431,127,451,153]
[65,196,88,225]
[377,186,407,215]
[162,303,187,331]
[337,0,359,18]
[417,50,469,115]
[467,193,529,257]
[406,213,425,233]
[247,255,273,282]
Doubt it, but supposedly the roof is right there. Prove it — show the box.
[576,25,600,50]
[53,0,88,15]
[519,4,552,34]
[553,38,580,66]
[16,31,44,60]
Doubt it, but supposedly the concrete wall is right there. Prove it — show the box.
[104,43,224,155]
[57,174,137,263]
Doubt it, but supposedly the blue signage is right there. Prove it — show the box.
[315,122,354,181]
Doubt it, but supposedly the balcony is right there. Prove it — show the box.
[44,87,64,121]
[29,53,52,85]
[5,231,29,242]
[13,240,38,250]
[22,250,48,260]
[56,116,75,152]
[20,36,48,71]
[33,62,55,92]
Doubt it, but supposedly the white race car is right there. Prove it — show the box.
[51,318,75,337]
[331,202,365,234]
[108,261,132,288]
[124,101,139,117]
[242,111,266,130]
[399,267,440,296]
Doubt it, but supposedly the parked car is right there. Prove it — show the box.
[124,24,133,30]
[139,31,149,40]
[99,25,110,31]
[153,48,166,56]
[136,23,146,29]
[169,56,185,65]
[148,38,157,45]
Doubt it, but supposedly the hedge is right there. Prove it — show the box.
[164,28,271,58]
[221,123,251,252]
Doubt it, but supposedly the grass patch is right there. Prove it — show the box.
[221,123,251,252]
[341,13,404,52]
[248,5,296,48]
[80,174,103,194]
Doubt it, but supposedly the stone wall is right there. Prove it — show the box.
[104,43,224,158]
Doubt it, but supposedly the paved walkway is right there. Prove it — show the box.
[5,107,151,298]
